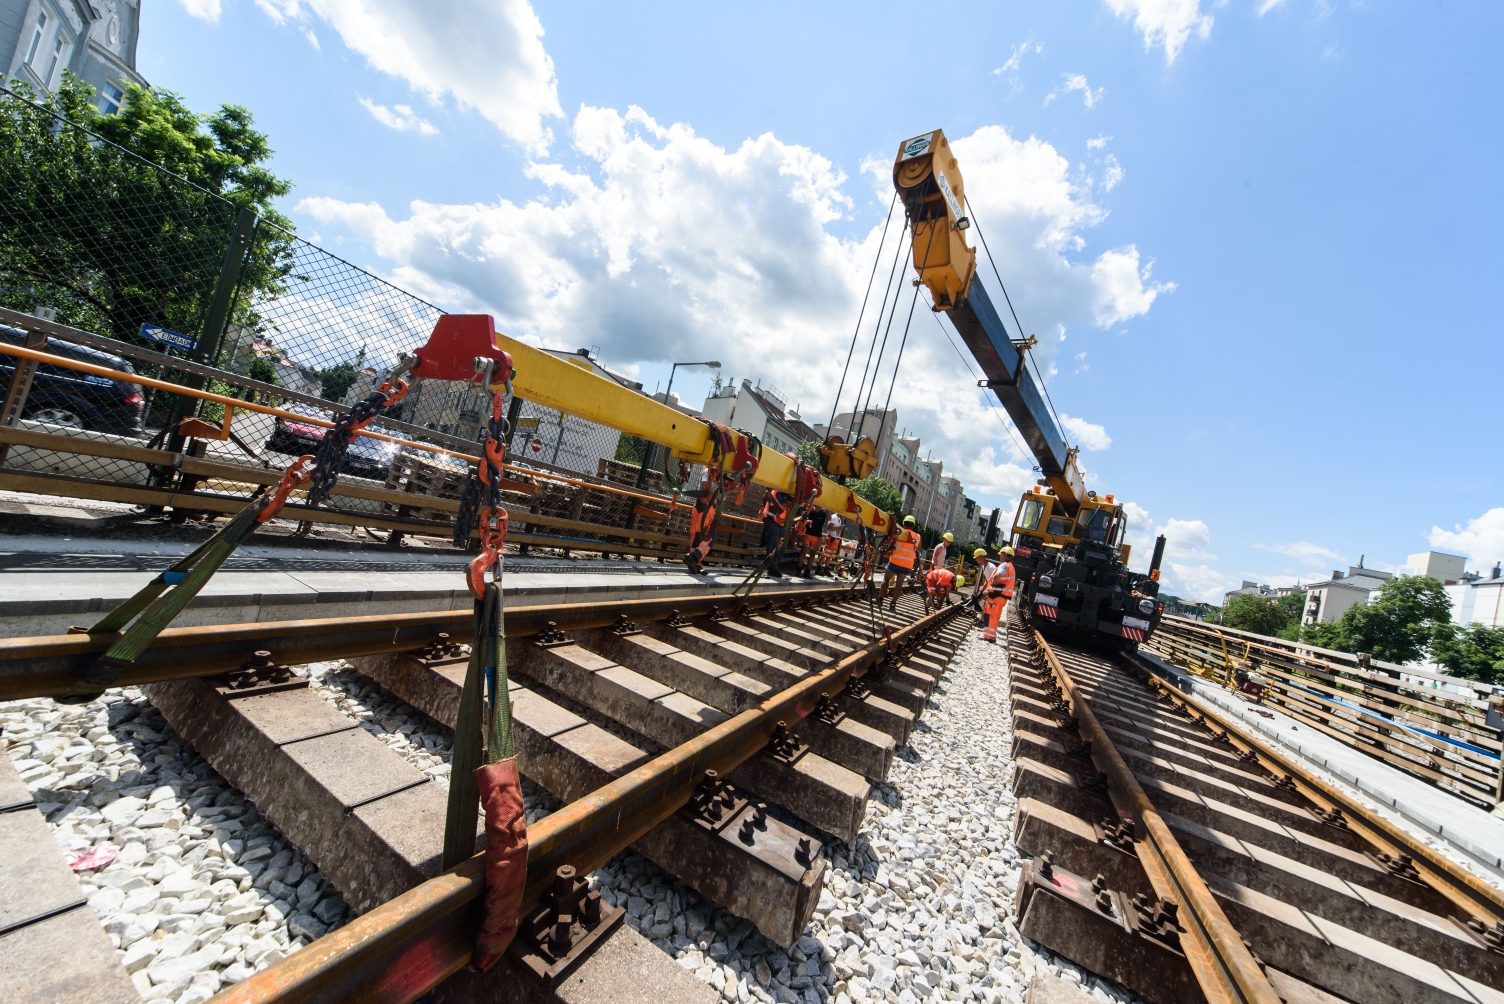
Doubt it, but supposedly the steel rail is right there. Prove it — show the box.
[1030,629,1281,1004]
[210,600,966,1004]
[0,584,858,701]
[1121,650,1504,928]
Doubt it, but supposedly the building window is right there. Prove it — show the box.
[44,34,65,87]
[99,83,124,115]
[25,12,48,66]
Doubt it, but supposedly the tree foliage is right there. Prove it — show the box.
[1298,576,1455,665]
[1222,594,1289,637]
[1429,622,1504,684]
[848,474,903,518]
[0,76,293,355]
[317,360,360,404]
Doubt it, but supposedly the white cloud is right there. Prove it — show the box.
[1086,135,1112,151]
[256,0,561,152]
[359,97,438,135]
[1429,509,1504,570]
[1156,517,1237,602]
[1256,0,1287,14]
[993,39,1044,93]
[1103,0,1214,64]
[1258,540,1344,566]
[179,0,222,20]
[298,112,1169,512]
[302,27,321,50]
[1090,248,1173,325]
[1059,413,1111,451]
[1049,74,1105,108]
[1101,153,1124,191]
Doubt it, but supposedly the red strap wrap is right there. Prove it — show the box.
[473,759,528,972]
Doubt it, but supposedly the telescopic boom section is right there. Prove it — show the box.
[891,129,1086,514]
[490,329,894,529]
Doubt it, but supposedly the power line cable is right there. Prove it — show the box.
[824,192,897,435]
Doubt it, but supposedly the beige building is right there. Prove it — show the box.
[1302,564,1392,625]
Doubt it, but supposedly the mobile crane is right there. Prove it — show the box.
[889,129,1167,649]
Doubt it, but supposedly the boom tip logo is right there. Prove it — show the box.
[903,135,932,159]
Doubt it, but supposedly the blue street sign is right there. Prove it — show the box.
[140,323,198,352]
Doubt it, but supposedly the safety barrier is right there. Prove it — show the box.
[1147,615,1504,808]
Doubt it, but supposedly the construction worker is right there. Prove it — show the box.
[880,515,922,611]
[796,507,826,578]
[924,565,957,612]
[968,548,992,611]
[931,531,953,574]
[981,545,1017,643]
[759,490,791,577]
[822,511,844,576]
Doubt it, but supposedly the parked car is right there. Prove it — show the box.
[0,325,146,436]
[264,403,401,481]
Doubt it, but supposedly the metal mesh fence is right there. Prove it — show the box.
[0,83,770,563]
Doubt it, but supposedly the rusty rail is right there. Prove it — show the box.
[1029,629,1282,1004]
[208,599,964,1004]
[1121,650,1504,929]
[0,584,858,701]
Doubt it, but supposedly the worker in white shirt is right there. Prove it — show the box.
[931,531,953,574]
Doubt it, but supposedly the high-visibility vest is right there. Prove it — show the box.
[926,568,955,593]
[889,529,920,570]
[987,561,1016,599]
[759,493,788,526]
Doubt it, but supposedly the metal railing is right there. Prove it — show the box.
[1147,615,1504,808]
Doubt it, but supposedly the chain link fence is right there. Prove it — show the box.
[0,84,769,563]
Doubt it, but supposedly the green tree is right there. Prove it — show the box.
[848,474,903,517]
[0,76,293,354]
[1429,623,1504,684]
[1300,620,1347,650]
[1277,590,1306,624]
[794,439,821,469]
[317,360,360,403]
[1339,575,1453,664]
[1222,594,1289,637]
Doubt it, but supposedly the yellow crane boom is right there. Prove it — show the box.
[494,331,892,530]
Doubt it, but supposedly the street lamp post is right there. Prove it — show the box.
[663,360,721,411]
[633,360,722,493]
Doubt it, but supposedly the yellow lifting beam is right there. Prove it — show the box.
[495,332,891,530]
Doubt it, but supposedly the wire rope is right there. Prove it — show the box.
[965,196,1067,434]
[927,307,1031,460]
[824,192,897,436]
[844,220,911,445]
[858,183,939,443]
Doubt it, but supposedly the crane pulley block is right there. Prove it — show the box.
[817,435,878,480]
[892,130,977,310]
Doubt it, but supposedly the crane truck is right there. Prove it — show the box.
[888,129,1168,650]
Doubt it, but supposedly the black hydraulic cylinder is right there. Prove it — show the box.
[1149,535,1167,577]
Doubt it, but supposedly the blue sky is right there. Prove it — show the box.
[140,0,1503,601]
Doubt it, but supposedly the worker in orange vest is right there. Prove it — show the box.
[759,490,791,578]
[981,545,1016,643]
[880,515,922,611]
[924,566,958,613]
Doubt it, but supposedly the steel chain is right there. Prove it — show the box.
[306,390,392,506]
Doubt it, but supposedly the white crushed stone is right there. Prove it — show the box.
[1,688,354,1004]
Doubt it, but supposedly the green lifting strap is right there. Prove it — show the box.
[55,502,267,704]
[443,580,516,870]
